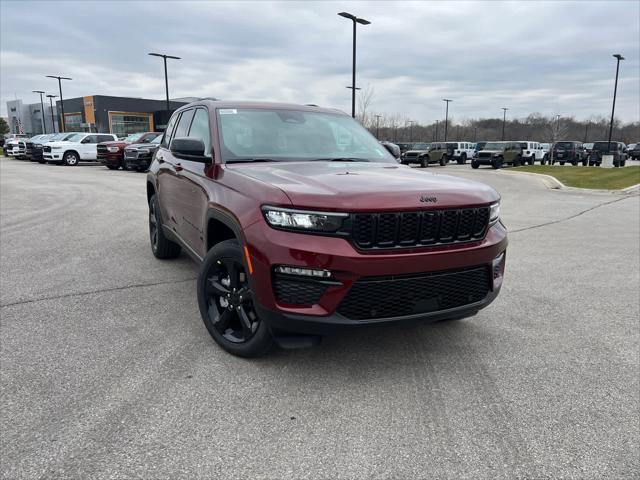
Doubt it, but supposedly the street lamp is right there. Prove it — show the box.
[435,120,439,142]
[407,120,415,142]
[338,11,371,118]
[148,52,181,111]
[375,114,382,139]
[607,53,624,154]
[555,114,561,141]
[32,90,46,134]
[442,99,452,141]
[46,95,58,133]
[501,107,508,141]
[46,76,72,132]
[393,124,398,142]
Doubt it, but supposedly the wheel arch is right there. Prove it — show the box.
[205,209,244,252]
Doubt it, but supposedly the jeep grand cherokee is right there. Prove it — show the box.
[147,101,507,357]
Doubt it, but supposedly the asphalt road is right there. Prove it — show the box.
[1,158,638,479]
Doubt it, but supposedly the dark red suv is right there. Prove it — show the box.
[147,101,507,357]
[98,132,161,170]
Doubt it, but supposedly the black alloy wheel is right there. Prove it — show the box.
[197,240,273,357]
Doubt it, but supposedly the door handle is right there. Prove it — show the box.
[157,155,165,163]
[174,163,183,172]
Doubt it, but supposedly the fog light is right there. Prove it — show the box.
[492,252,506,290]
[275,266,332,278]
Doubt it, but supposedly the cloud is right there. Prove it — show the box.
[1,0,638,123]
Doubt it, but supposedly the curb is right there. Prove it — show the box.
[500,170,565,190]
[621,183,640,193]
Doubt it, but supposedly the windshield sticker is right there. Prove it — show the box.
[219,109,237,115]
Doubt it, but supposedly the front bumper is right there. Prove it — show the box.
[43,152,62,161]
[99,153,123,167]
[474,156,495,165]
[244,219,507,334]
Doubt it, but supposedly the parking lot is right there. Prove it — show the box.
[1,158,638,478]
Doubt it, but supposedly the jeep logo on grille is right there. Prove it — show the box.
[419,195,437,203]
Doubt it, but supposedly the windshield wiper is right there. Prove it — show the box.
[225,158,279,164]
[311,157,369,162]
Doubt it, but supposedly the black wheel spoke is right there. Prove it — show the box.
[238,306,254,338]
[214,309,233,333]
[225,260,240,289]
[206,277,230,297]
[149,211,156,225]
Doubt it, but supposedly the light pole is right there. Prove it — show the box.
[607,53,624,154]
[375,114,381,139]
[148,52,181,111]
[393,124,398,143]
[46,95,58,133]
[32,90,47,134]
[442,99,452,141]
[473,127,477,142]
[435,120,439,142]
[584,122,590,143]
[501,107,508,141]
[338,12,371,118]
[46,76,72,132]
[555,114,561,141]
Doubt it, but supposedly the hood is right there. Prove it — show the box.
[405,150,428,154]
[100,141,127,148]
[43,141,72,147]
[230,161,499,211]
[125,143,159,151]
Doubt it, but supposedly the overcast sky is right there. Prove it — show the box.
[1,0,638,124]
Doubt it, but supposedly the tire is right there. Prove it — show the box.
[63,151,79,166]
[197,239,274,357]
[571,159,578,166]
[471,161,479,169]
[38,160,46,164]
[513,156,522,167]
[439,155,447,166]
[149,194,181,259]
[421,156,429,168]
[559,161,565,166]
[492,157,503,169]
[106,165,119,170]
[582,158,588,166]
[122,161,129,171]
[457,154,467,165]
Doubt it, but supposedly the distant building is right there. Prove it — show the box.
[6,99,58,135]
[5,95,217,136]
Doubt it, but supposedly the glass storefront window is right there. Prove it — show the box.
[64,113,83,132]
[110,113,152,136]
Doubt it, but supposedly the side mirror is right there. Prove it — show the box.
[170,137,211,162]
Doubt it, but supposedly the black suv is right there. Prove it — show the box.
[551,141,587,166]
[588,142,627,167]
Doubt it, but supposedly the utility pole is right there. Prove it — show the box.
[501,107,508,141]
[32,90,47,134]
[46,95,58,133]
[375,114,381,139]
[435,120,439,142]
[442,99,452,141]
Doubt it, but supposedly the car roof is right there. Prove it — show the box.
[174,99,347,116]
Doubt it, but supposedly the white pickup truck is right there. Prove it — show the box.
[43,133,117,165]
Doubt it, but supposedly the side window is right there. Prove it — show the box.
[174,109,195,139]
[98,135,114,143]
[188,108,212,155]
[161,113,179,148]
[82,135,98,144]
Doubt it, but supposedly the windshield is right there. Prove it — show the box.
[475,142,487,150]
[151,135,162,144]
[554,142,574,149]
[217,108,396,163]
[483,142,505,150]
[592,142,616,152]
[66,134,85,142]
[124,133,144,143]
[411,143,429,150]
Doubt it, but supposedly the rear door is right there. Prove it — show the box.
[78,135,98,159]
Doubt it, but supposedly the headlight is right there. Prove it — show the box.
[107,146,120,153]
[263,206,347,232]
[489,202,500,225]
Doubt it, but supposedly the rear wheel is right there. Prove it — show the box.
[559,161,565,166]
[571,159,578,166]
[439,155,447,166]
[197,240,274,357]
[457,153,467,165]
[582,158,588,166]
[149,194,181,259]
[513,156,522,167]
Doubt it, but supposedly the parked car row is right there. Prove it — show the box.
[391,139,635,169]
[3,131,163,172]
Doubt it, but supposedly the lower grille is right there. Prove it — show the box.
[43,145,51,153]
[337,266,491,320]
[273,276,328,305]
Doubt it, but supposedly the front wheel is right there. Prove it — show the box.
[439,155,447,166]
[471,161,479,169]
[63,151,79,166]
[197,240,274,357]
[421,156,429,168]
[492,157,503,169]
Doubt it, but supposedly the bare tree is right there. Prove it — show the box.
[356,84,375,128]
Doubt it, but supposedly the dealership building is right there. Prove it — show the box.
[5,95,206,137]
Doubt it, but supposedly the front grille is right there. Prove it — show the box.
[124,150,138,159]
[43,145,51,153]
[478,152,493,159]
[273,276,328,305]
[97,145,108,157]
[350,207,489,249]
[337,266,491,320]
